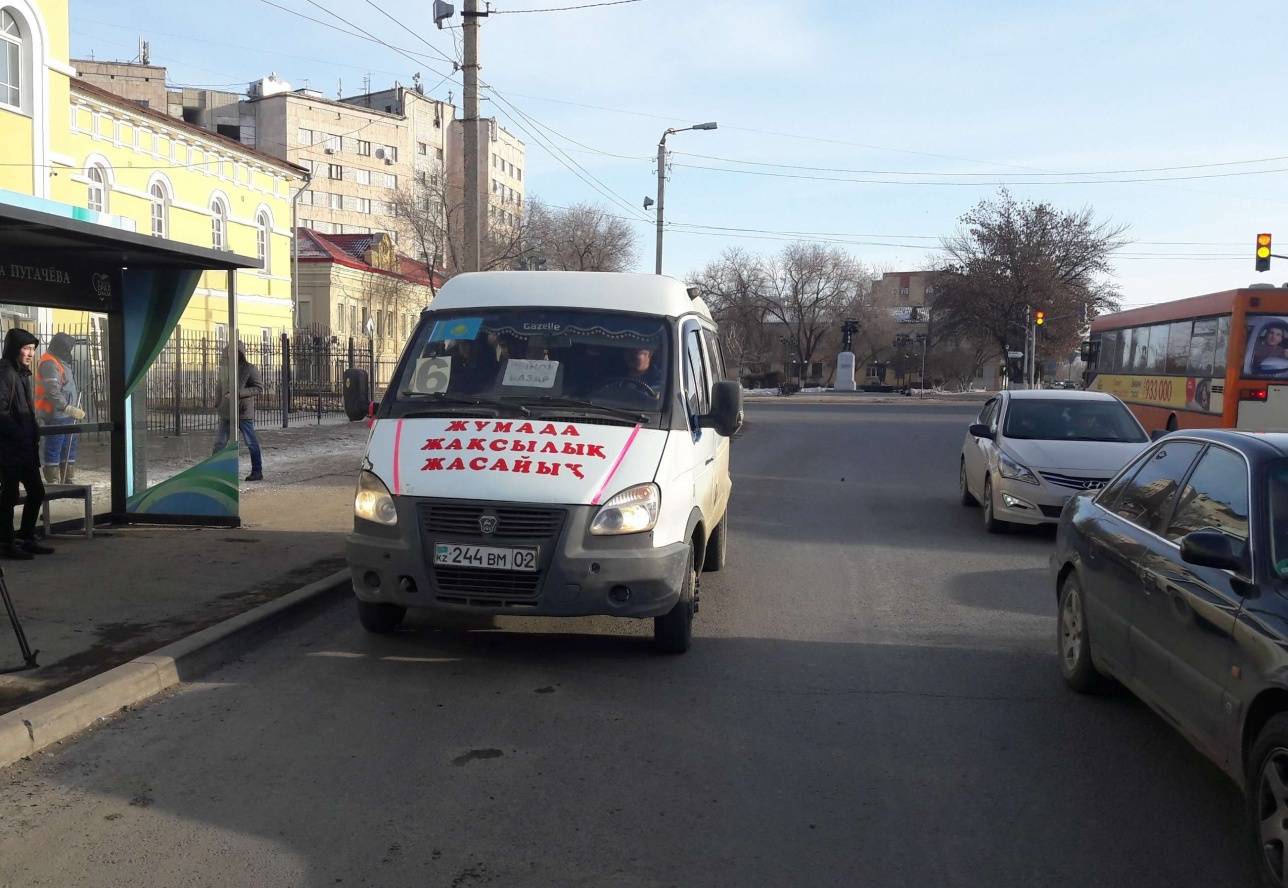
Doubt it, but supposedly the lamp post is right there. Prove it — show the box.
[655,122,717,275]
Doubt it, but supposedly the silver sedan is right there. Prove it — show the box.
[959,390,1149,532]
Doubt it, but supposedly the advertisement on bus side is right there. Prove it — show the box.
[1088,373,1224,414]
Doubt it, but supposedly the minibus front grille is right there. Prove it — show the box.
[420,503,566,539]
[432,566,542,605]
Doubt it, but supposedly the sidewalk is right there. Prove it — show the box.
[0,422,369,714]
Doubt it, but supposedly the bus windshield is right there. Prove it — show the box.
[390,308,671,422]
[1003,399,1148,443]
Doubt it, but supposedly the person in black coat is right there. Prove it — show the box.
[0,328,54,559]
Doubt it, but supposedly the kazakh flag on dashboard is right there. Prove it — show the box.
[429,317,483,342]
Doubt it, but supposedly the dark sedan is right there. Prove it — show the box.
[1051,429,1288,887]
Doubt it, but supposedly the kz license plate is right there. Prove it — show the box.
[433,544,538,571]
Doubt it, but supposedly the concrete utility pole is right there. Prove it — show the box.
[462,0,485,273]
[653,122,717,275]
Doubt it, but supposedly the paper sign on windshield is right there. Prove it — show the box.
[502,359,559,389]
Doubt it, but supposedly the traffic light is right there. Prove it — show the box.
[1034,310,1046,326]
[1257,233,1273,273]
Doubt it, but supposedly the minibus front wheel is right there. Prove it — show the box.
[357,600,406,634]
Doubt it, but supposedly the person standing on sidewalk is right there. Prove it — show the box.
[0,329,53,559]
[35,332,85,484]
[212,342,265,482]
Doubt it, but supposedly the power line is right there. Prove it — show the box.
[360,0,459,68]
[670,150,1288,179]
[492,0,645,12]
[670,160,1288,186]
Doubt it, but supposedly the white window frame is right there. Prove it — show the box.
[256,210,271,270]
[0,9,21,111]
[86,164,109,213]
[210,196,228,250]
[149,181,169,238]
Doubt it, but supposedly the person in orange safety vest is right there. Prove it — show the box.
[34,332,85,484]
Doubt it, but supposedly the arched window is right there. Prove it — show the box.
[150,181,169,238]
[0,10,20,109]
[210,197,228,250]
[256,210,270,270]
[86,164,108,213]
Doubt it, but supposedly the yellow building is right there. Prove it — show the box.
[0,0,305,337]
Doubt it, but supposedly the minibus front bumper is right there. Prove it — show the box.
[346,496,688,619]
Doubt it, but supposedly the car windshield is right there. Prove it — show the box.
[1002,399,1147,443]
[390,308,671,421]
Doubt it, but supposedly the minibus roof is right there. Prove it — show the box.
[426,271,713,321]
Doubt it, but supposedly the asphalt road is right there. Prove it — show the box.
[0,399,1259,887]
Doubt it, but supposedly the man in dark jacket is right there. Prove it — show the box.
[212,343,265,482]
[0,329,54,559]
[35,332,85,484]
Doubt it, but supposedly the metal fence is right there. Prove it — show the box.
[24,323,401,436]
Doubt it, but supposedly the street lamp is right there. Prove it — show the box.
[655,121,717,275]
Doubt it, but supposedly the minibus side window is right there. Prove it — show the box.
[701,327,726,383]
[683,326,710,419]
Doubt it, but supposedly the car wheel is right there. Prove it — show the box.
[1247,714,1288,887]
[1057,573,1104,693]
[654,543,696,654]
[982,477,1008,534]
[960,458,977,507]
[357,600,406,634]
[704,514,728,573]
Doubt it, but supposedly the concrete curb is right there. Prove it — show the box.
[0,567,351,770]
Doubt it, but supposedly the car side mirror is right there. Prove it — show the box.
[1150,429,1169,441]
[699,381,743,437]
[1180,530,1247,573]
[968,423,992,438]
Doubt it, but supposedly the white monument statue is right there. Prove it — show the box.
[835,351,857,391]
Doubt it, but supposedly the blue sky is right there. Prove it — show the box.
[70,0,1288,308]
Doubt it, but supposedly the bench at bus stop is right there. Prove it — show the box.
[11,447,93,539]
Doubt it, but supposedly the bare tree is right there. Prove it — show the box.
[688,247,772,379]
[390,175,533,292]
[525,201,638,272]
[934,189,1127,367]
[762,243,866,387]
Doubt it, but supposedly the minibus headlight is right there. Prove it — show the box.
[590,483,660,535]
[355,470,398,526]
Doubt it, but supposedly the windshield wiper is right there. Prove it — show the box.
[398,392,530,416]
[504,396,647,424]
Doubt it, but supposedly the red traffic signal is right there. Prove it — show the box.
[1257,233,1273,272]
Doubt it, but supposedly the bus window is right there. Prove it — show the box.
[1188,318,1217,377]
[1215,316,1230,377]
[1115,328,1131,372]
[1165,321,1192,374]
[1135,326,1151,371]
[1101,330,1119,372]
[1145,325,1168,373]
[1124,327,1140,370]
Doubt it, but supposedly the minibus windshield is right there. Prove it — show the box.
[390,308,672,423]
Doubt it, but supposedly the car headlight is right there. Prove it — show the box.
[589,483,660,535]
[998,451,1039,485]
[354,470,398,525]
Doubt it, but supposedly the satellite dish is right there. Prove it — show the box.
[374,146,387,161]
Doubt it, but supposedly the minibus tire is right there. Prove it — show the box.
[357,600,406,634]
[654,544,695,654]
[704,515,728,573]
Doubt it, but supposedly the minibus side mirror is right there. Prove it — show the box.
[699,381,743,437]
[343,368,371,422]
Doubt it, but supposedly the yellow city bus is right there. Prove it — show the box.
[1086,287,1288,433]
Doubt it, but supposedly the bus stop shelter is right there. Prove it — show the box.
[0,194,257,526]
